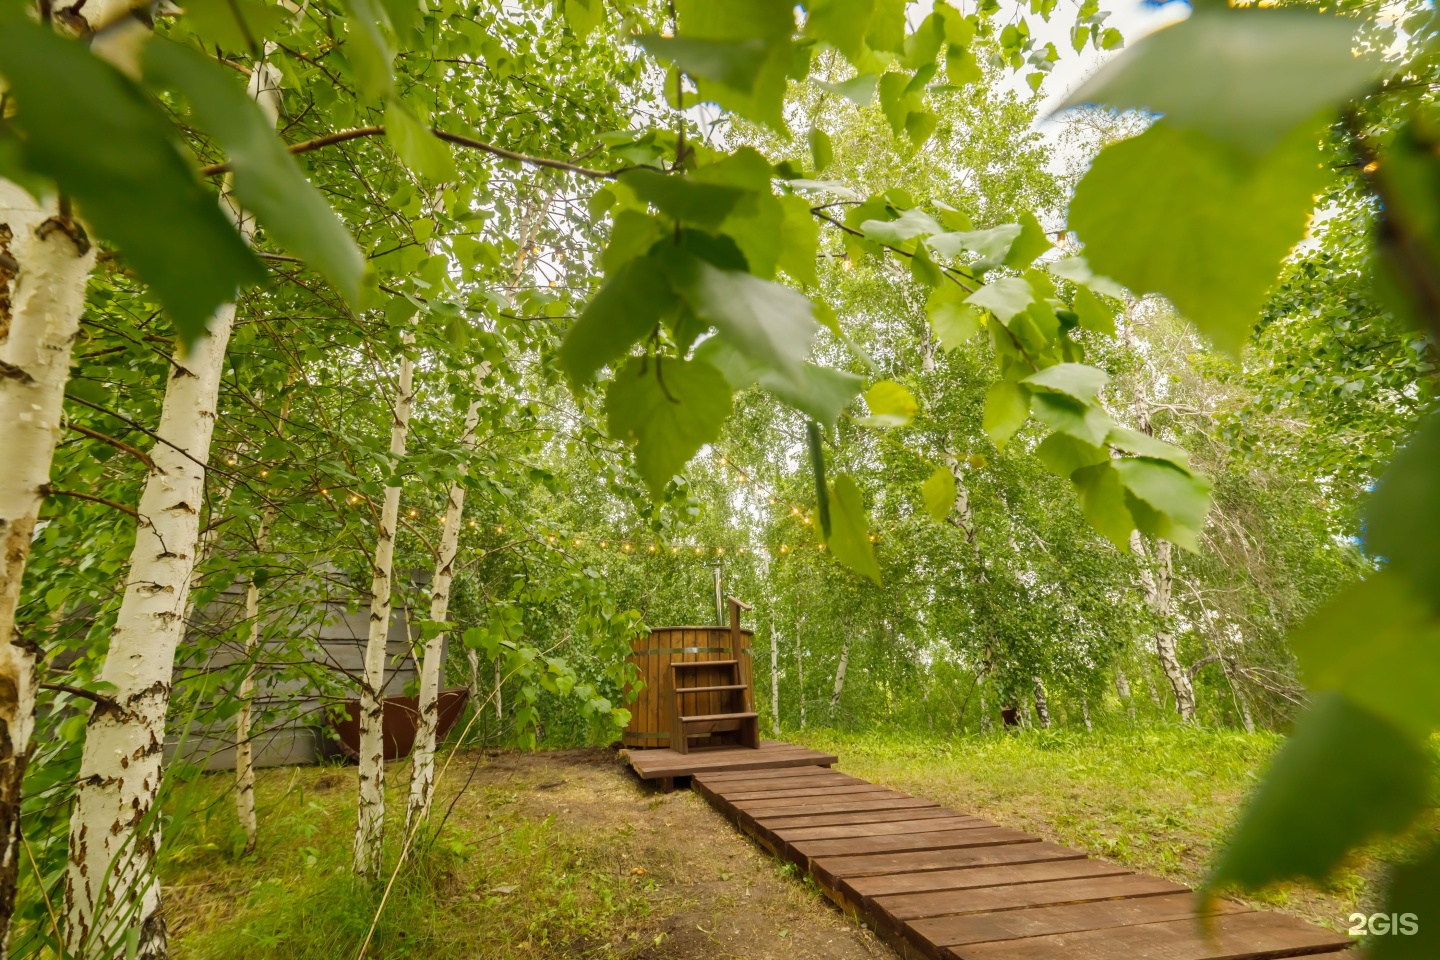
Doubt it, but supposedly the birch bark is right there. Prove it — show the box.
[829,637,850,716]
[1132,533,1194,721]
[405,363,488,831]
[62,68,280,958]
[354,336,415,880]
[1032,677,1051,728]
[0,184,95,954]
[234,501,277,855]
[769,615,779,735]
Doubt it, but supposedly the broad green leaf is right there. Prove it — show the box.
[605,356,733,498]
[1105,427,1188,467]
[621,169,748,230]
[966,277,1034,323]
[1046,255,1128,300]
[861,380,917,427]
[665,0,797,130]
[1291,574,1440,739]
[1003,210,1052,268]
[601,210,665,275]
[817,73,879,105]
[0,17,263,344]
[1062,7,1374,154]
[866,0,907,54]
[1021,362,1108,401]
[806,0,875,61]
[1365,412,1440,600]
[929,224,1022,268]
[1036,433,1107,479]
[638,35,770,91]
[1031,392,1112,447]
[1072,285,1116,336]
[1113,456,1212,552]
[946,46,982,86]
[693,337,860,427]
[777,194,820,286]
[983,380,1030,448]
[1374,842,1440,960]
[827,474,882,584]
[558,254,679,385]
[1072,462,1136,549]
[809,127,834,173]
[926,285,980,350]
[1070,120,1328,355]
[861,208,943,245]
[563,0,604,38]
[182,0,288,55]
[386,100,456,182]
[933,200,973,232]
[921,466,957,523]
[662,250,819,380]
[1206,693,1432,897]
[342,0,395,101]
[146,42,365,306]
[904,110,938,148]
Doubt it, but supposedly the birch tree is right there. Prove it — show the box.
[0,183,95,952]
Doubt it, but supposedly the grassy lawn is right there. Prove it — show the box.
[789,725,1435,931]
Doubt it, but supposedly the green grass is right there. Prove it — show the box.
[788,725,1430,929]
[160,761,651,959]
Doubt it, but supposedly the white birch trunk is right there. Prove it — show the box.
[0,184,95,951]
[62,68,279,958]
[1080,694,1093,732]
[1032,677,1051,728]
[405,363,488,831]
[1130,531,1195,721]
[943,449,975,542]
[493,658,502,722]
[234,502,277,856]
[829,638,850,715]
[769,616,779,735]
[354,339,415,880]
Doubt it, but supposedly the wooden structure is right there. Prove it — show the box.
[691,764,1355,960]
[621,597,757,750]
[625,740,839,792]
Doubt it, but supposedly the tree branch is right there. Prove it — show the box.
[40,486,139,518]
[66,422,156,470]
[199,125,615,180]
[39,682,122,713]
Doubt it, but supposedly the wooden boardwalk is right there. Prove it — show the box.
[689,763,1355,960]
[622,740,838,791]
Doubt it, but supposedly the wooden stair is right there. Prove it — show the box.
[668,658,760,754]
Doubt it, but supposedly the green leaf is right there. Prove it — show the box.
[182,0,288,55]
[1112,456,1212,552]
[1104,426,1188,467]
[777,194,821,286]
[664,0,797,131]
[386,99,456,182]
[145,42,365,307]
[1003,210,1052,268]
[601,210,665,275]
[1070,119,1327,355]
[1031,392,1113,447]
[946,46,982,86]
[927,285,980,350]
[808,127,834,173]
[638,35,770,91]
[865,0,907,54]
[563,0,604,38]
[1365,412,1440,600]
[816,73,879,105]
[921,466,957,523]
[1072,285,1116,336]
[341,0,395,101]
[605,356,733,498]
[662,250,819,381]
[806,0,875,61]
[558,254,679,385]
[1062,7,1374,154]
[1291,574,1440,739]
[621,169,748,230]
[861,380,917,428]
[1206,693,1432,897]
[928,224,1022,268]
[966,277,1034,323]
[1374,842,1440,960]
[1071,462,1136,550]
[827,474,881,584]
[1036,433,1107,479]
[861,208,944,245]
[1021,362,1108,401]
[1046,255,1128,300]
[983,380,1030,448]
[693,337,860,427]
[0,18,264,344]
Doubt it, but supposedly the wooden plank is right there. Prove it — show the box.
[844,858,1133,906]
[774,815,994,843]
[737,794,937,819]
[811,840,1080,886]
[626,742,837,779]
[947,911,1355,960]
[745,805,965,831]
[875,873,1188,924]
[789,825,1035,862]
[912,894,1245,954]
[694,764,837,784]
[707,774,869,794]
[721,783,889,802]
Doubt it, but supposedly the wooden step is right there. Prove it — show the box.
[679,711,759,723]
[672,660,738,668]
[675,684,747,694]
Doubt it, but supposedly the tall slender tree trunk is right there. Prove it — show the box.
[406,363,488,831]
[1032,677,1051,728]
[0,184,95,953]
[234,501,278,856]
[769,613,780,735]
[62,68,278,959]
[1079,693,1093,732]
[829,636,850,717]
[354,337,415,880]
[1114,667,1135,719]
[1131,531,1194,720]
[796,619,805,731]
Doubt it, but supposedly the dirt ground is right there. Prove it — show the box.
[470,748,896,960]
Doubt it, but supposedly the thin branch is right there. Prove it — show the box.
[39,681,122,712]
[40,486,139,518]
[66,422,156,470]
